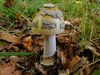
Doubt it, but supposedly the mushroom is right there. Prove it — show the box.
[31,4,65,65]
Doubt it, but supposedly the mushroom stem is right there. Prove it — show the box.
[41,35,56,65]
[44,35,56,57]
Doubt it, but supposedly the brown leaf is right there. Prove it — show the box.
[57,33,66,43]
[58,70,69,75]
[66,44,75,59]
[69,57,89,74]
[25,72,31,75]
[0,31,20,43]
[83,66,92,75]
[10,56,20,63]
[57,32,71,43]
[70,18,81,26]
[32,37,43,47]
[22,36,33,52]
[35,63,47,75]
[0,62,16,75]
[57,50,67,65]
[12,70,22,75]
[68,55,81,69]
[4,0,15,8]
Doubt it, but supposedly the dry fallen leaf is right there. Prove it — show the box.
[57,50,67,65]
[10,56,21,63]
[22,36,33,52]
[12,70,22,75]
[35,63,47,75]
[57,33,65,43]
[68,55,81,69]
[57,32,70,43]
[58,70,69,75]
[25,72,31,75]
[0,31,20,43]
[0,62,16,75]
[70,18,81,26]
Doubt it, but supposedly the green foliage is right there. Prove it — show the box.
[0,52,32,56]
[92,69,100,75]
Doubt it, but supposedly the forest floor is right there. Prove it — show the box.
[0,0,100,75]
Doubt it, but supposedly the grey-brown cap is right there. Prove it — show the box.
[31,4,65,35]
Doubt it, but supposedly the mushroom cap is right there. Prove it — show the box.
[31,4,65,35]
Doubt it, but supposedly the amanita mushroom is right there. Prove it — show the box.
[31,4,65,65]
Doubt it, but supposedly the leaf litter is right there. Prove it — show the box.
[0,18,100,75]
[0,0,100,75]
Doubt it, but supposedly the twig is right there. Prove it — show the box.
[86,45,100,56]
[16,63,25,69]
[79,59,100,72]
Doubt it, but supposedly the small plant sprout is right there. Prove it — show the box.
[31,4,65,66]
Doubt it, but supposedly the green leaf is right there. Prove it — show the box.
[95,17,100,22]
[0,52,32,56]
